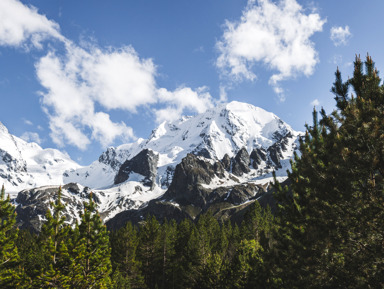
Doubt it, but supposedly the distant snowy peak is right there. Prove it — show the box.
[0,122,80,196]
[65,101,302,191]
[141,101,298,160]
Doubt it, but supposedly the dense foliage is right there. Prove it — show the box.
[5,198,273,289]
[1,55,383,288]
[271,55,384,288]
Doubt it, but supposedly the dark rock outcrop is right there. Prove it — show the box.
[221,154,231,171]
[106,201,192,230]
[250,148,267,169]
[15,183,92,233]
[232,147,251,176]
[107,152,278,230]
[163,153,217,207]
[267,132,292,168]
[114,149,159,189]
[0,149,27,173]
[98,147,121,170]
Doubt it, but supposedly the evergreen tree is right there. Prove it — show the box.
[240,201,274,243]
[171,218,194,289]
[36,187,71,288]
[110,221,144,288]
[230,239,264,289]
[157,219,177,289]
[16,229,45,283]
[137,215,161,289]
[0,185,25,288]
[69,192,112,289]
[272,55,384,288]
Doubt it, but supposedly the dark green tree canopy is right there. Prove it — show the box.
[272,55,384,288]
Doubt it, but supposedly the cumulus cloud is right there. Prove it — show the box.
[3,0,215,150]
[35,44,147,149]
[155,86,214,123]
[216,0,326,100]
[36,41,213,149]
[0,0,63,48]
[330,26,352,47]
[20,131,42,145]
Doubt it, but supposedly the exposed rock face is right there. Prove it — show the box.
[250,148,267,169]
[267,132,292,168]
[164,153,219,207]
[98,147,121,170]
[232,147,251,176]
[15,183,92,233]
[114,149,159,189]
[106,201,191,230]
[0,149,27,173]
[221,154,231,171]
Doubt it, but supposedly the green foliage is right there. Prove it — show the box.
[0,185,26,288]
[36,186,72,288]
[110,221,144,288]
[69,192,112,288]
[16,229,45,282]
[137,215,162,288]
[273,55,384,288]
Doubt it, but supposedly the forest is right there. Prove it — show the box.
[1,55,383,288]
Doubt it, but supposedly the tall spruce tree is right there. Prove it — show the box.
[0,185,25,288]
[272,55,384,288]
[137,215,162,289]
[69,192,112,289]
[36,187,71,288]
[110,221,144,288]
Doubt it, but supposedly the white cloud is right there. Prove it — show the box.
[330,26,352,47]
[20,131,42,144]
[310,99,320,106]
[216,0,326,101]
[0,0,63,49]
[36,41,214,149]
[4,0,215,150]
[35,33,213,149]
[36,44,143,150]
[155,86,214,123]
[83,46,157,112]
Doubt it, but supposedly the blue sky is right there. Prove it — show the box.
[0,0,383,165]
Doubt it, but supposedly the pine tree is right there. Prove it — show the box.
[158,219,177,289]
[137,215,162,289]
[0,185,25,288]
[110,221,144,288]
[36,186,71,288]
[16,229,45,283]
[272,55,384,288]
[69,192,112,289]
[230,239,264,289]
[172,218,194,289]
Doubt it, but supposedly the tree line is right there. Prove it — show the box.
[0,184,275,289]
[1,55,383,288]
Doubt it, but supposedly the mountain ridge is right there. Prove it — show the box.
[0,101,303,231]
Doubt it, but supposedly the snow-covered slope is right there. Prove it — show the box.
[65,101,302,189]
[0,122,80,197]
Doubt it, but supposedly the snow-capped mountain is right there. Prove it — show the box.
[64,101,301,190]
[0,122,80,197]
[1,101,303,231]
